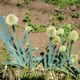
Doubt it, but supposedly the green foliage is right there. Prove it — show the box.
[24,0,30,5]
[78,35,80,40]
[35,14,39,20]
[50,12,66,25]
[2,48,10,62]
[23,10,31,22]
[57,13,65,22]
[0,0,3,2]
[42,10,47,14]
[43,0,80,8]
[16,2,22,8]
[0,13,80,80]
[8,67,14,80]
[44,24,80,78]
[51,16,58,25]
[0,13,42,68]
[23,10,50,32]
[28,22,49,32]
[15,24,24,29]
[0,63,79,80]
[72,12,80,18]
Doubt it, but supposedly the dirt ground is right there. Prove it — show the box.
[0,0,80,68]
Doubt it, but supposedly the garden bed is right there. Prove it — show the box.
[0,0,80,80]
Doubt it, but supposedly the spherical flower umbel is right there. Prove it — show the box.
[5,64,7,70]
[57,28,64,35]
[26,42,29,47]
[6,14,18,26]
[47,26,56,37]
[25,25,32,33]
[71,54,79,63]
[69,30,79,41]
[59,45,66,52]
[52,36,61,45]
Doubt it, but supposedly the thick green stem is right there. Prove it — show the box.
[69,40,73,59]
[34,55,44,67]
[20,31,27,47]
[12,25,23,64]
[66,39,70,54]
[57,51,65,67]
[48,37,52,67]
[61,35,65,45]
[52,45,57,63]
[44,51,47,69]
[0,13,14,47]
[28,33,33,67]
[69,60,80,73]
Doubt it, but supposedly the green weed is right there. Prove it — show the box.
[16,2,22,8]
[24,0,30,5]
[43,0,80,8]
[35,14,39,20]
[23,10,31,22]
[42,10,47,14]
[72,12,80,18]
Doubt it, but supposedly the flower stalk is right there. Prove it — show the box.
[28,32,33,67]
[48,37,52,67]
[69,40,73,59]
[52,45,57,63]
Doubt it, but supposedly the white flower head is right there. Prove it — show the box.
[69,30,79,41]
[25,24,32,33]
[47,26,56,37]
[71,54,79,63]
[35,47,38,50]
[26,42,29,47]
[59,45,66,52]
[6,14,18,26]
[57,28,64,35]
[52,36,61,45]
[5,64,7,70]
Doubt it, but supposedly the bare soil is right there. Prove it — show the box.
[0,0,80,68]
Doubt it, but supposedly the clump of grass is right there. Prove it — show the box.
[0,64,79,80]
[57,13,65,22]
[24,0,30,5]
[28,22,49,32]
[50,16,59,25]
[23,10,31,22]
[16,2,22,8]
[50,12,66,25]
[15,24,24,29]
[43,0,80,8]
[42,10,47,14]
[72,12,80,18]
[35,14,39,20]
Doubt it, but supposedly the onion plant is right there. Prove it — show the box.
[45,25,80,77]
[0,13,80,78]
[0,13,43,68]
